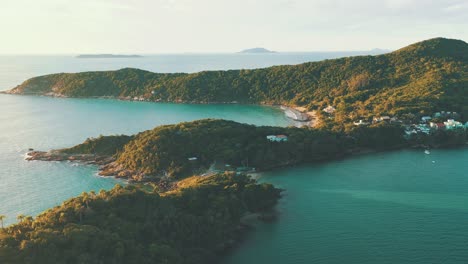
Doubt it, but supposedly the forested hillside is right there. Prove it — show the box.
[6,38,468,118]
[0,173,280,264]
[49,119,410,181]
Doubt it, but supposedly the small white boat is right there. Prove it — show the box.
[424,150,430,154]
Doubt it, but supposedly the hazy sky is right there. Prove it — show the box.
[1,0,467,54]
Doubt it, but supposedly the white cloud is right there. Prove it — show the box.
[0,0,466,54]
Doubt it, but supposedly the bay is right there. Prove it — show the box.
[224,149,468,264]
[1,53,467,264]
[0,94,291,226]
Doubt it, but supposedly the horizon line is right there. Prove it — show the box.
[0,48,393,56]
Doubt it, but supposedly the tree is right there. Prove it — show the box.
[0,174,281,264]
[76,205,86,223]
[16,214,25,223]
[0,215,5,229]
[81,192,90,208]
[347,72,370,91]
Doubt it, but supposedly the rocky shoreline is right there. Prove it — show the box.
[25,151,165,183]
[26,151,113,164]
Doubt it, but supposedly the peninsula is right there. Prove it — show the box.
[8,116,467,263]
[25,118,467,184]
[5,38,467,128]
[1,37,467,264]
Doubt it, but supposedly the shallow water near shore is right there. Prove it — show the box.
[0,52,349,226]
[224,148,468,264]
[0,94,291,226]
[1,53,468,263]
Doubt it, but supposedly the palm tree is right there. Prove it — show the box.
[17,214,25,223]
[0,215,5,229]
[81,192,90,208]
[77,205,86,223]
[24,216,33,224]
[98,189,106,199]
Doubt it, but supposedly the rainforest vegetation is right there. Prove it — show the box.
[0,173,281,264]
[1,37,466,263]
[7,38,468,120]
[53,119,409,180]
[52,119,467,181]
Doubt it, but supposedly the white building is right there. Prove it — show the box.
[444,119,464,130]
[323,106,336,114]
[421,116,432,122]
[353,120,369,126]
[267,135,288,142]
[373,116,391,122]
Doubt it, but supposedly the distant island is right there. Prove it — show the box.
[76,54,142,58]
[239,47,276,53]
[368,48,392,54]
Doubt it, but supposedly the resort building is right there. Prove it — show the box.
[323,105,336,114]
[416,124,430,134]
[421,116,432,122]
[429,122,445,130]
[353,120,369,126]
[390,117,402,124]
[444,119,464,130]
[373,116,391,123]
[267,135,288,142]
[404,129,418,137]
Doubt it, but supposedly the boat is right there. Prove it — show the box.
[425,150,430,154]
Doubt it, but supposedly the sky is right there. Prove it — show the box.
[1,0,467,54]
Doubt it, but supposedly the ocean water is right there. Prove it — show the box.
[224,149,468,264]
[1,52,348,226]
[0,95,291,226]
[1,53,467,263]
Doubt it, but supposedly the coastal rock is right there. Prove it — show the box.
[26,151,114,167]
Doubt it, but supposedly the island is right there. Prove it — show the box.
[239,47,276,53]
[76,54,142,59]
[1,37,467,264]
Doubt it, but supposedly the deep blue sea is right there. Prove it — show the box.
[1,53,467,263]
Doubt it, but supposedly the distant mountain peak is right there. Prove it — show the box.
[239,48,276,53]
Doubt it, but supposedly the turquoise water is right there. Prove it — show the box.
[224,149,468,264]
[1,54,467,263]
[0,94,291,226]
[0,52,348,226]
